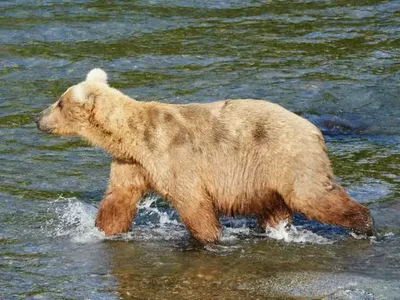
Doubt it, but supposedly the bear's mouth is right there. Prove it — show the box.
[37,123,54,134]
[35,117,54,134]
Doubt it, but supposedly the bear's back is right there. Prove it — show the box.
[146,99,329,202]
[172,99,322,154]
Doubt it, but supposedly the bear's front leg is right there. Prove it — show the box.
[95,159,149,236]
[95,187,143,236]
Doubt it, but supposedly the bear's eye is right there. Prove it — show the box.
[57,101,64,110]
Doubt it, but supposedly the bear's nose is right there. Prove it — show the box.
[32,114,40,125]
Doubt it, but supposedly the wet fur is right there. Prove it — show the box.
[37,73,374,242]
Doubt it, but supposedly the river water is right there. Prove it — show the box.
[1,1,400,299]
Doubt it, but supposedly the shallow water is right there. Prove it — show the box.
[1,1,400,299]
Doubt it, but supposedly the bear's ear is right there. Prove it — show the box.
[71,83,89,103]
[85,68,108,84]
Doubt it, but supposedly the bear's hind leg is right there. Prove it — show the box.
[257,191,292,230]
[291,185,374,236]
[95,159,149,236]
[174,198,221,244]
[257,211,292,231]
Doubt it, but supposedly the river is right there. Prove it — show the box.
[1,1,400,299]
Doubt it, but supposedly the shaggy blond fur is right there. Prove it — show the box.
[36,69,374,242]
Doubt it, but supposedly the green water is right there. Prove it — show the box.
[1,1,400,299]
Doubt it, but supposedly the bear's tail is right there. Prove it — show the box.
[292,185,375,236]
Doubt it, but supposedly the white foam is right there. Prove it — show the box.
[43,197,104,243]
[132,196,187,241]
[264,221,334,244]
[137,196,181,227]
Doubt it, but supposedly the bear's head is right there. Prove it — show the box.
[36,68,109,136]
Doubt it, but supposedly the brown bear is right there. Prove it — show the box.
[36,68,374,243]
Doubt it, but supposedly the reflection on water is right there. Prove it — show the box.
[1,0,399,299]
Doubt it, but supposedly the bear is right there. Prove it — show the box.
[36,68,374,243]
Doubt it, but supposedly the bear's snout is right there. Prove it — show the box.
[35,107,54,133]
[35,115,50,133]
[32,114,40,125]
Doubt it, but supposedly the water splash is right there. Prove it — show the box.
[136,196,181,227]
[43,196,187,243]
[127,195,188,241]
[43,197,104,243]
[221,226,251,242]
[43,197,333,245]
[263,221,334,244]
